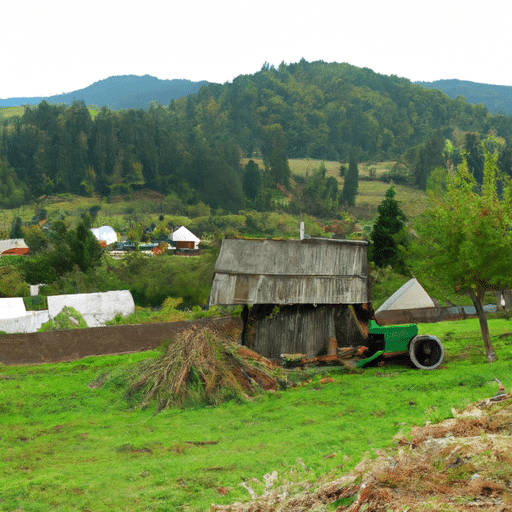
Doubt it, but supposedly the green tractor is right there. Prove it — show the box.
[357,320,444,370]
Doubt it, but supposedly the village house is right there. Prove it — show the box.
[0,239,30,256]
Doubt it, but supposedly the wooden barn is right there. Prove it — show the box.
[209,237,372,360]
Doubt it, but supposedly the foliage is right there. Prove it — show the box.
[290,161,340,217]
[0,158,30,208]
[105,249,217,308]
[23,295,48,311]
[340,147,360,206]
[9,215,23,239]
[22,219,103,285]
[0,265,29,297]
[2,60,511,216]
[23,224,49,254]
[415,151,512,361]
[38,306,88,332]
[370,186,408,271]
[401,130,446,190]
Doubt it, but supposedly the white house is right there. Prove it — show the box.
[172,226,200,250]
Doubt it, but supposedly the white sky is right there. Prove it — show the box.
[3,0,511,99]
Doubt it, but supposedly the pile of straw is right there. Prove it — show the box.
[127,326,282,411]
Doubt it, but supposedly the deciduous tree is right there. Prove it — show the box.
[416,151,512,362]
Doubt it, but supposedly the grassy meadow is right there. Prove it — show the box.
[241,158,429,220]
[2,317,512,511]
[0,157,427,233]
[0,106,26,119]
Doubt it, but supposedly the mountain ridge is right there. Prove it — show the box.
[414,78,512,116]
[0,75,209,110]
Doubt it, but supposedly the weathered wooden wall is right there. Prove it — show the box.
[244,305,367,360]
[210,238,369,306]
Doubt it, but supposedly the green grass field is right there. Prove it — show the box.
[1,317,512,511]
[0,106,26,119]
[241,158,428,220]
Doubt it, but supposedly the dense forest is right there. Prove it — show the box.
[415,79,512,116]
[2,59,512,213]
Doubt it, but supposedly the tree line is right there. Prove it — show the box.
[2,60,512,213]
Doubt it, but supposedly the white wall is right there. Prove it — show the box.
[0,298,26,319]
[0,310,50,333]
[47,290,135,327]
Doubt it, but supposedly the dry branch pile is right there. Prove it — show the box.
[213,397,512,511]
[127,326,283,411]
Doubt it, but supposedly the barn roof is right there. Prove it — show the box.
[209,237,369,306]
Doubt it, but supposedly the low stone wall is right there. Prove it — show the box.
[0,316,241,366]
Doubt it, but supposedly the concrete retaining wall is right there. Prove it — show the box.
[0,316,241,366]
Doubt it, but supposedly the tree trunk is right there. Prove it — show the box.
[469,288,497,362]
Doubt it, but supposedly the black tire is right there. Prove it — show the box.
[409,335,444,370]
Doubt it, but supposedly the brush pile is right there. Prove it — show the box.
[127,325,283,411]
[213,396,512,511]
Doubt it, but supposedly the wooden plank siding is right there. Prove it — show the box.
[209,237,371,360]
[244,304,368,359]
[209,238,369,306]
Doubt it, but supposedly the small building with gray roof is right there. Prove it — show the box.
[209,237,372,360]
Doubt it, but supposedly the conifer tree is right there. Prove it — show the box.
[340,147,359,206]
[370,186,407,270]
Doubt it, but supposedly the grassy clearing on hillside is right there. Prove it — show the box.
[241,158,428,220]
[0,106,25,118]
[2,318,512,510]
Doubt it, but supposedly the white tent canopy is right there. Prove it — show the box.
[172,226,200,249]
[375,278,435,314]
[90,225,117,245]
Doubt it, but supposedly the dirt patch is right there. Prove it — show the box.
[213,397,512,511]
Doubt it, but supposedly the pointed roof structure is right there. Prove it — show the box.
[375,278,435,314]
[172,226,200,248]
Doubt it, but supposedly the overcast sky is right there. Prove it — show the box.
[3,0,511,99]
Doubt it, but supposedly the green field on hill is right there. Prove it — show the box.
[1,317,512,511]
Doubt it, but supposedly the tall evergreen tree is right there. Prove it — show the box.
[261,124,290,187]
[370,186,408,270]
[340,147,359,206]
[9,216,24,239]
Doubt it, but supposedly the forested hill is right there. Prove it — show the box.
[0,75,209,110]
[414,79,512,116]
[2,60,512,213]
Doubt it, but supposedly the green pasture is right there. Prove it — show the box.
[0,106,26,119]
[1,317,512,511]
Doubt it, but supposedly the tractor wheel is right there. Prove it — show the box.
[409,335,444,370]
